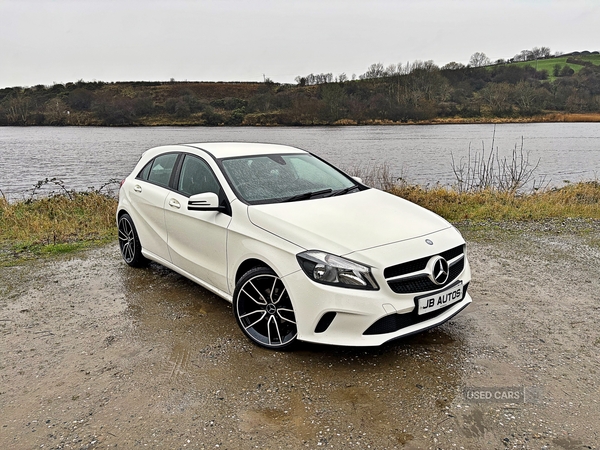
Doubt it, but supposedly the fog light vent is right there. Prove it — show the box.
[315,312,337,333]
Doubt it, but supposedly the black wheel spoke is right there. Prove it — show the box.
[242,282,267,306]
[277,308,296,325]
[267,315,282,346]
[269,277,278,302]
[272,284,287,305]
[240,310,267,329]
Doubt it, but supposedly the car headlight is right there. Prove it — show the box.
[296,251,379,290]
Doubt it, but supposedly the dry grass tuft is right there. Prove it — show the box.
[0,192,117,258]
[543,113,600,123]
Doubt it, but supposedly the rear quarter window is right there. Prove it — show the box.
[137,153,178,187]
[138,161,152,180]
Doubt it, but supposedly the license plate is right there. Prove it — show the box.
[416,282,463,315]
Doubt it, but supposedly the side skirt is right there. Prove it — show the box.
[141,249,233,302]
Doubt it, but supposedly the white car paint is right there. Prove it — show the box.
[117,142,472,348]
[247,188,452,255]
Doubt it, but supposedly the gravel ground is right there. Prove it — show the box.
[1,220,599,449]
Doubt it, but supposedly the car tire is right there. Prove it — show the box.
[233,267,297,350]
[118,213,147,267]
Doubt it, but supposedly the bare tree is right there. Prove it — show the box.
[513,50,532,62]
[320,83,346,121]
[385,64,398,76]
[44,98,70,124]
[540,46,551,58]
[469,52,491,67]
[442,62,466,70]
[5,94,31,124]
[513,81,538,113]
[478,83,513,115]
[360,63,385,80]
[513,47,552,64]
[295,73,334,86]
[530,47,543,60]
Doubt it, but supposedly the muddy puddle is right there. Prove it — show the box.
[1,222,599,449]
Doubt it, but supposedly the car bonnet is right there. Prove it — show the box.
[246,188,452,256]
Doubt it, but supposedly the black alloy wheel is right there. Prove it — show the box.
[118,213,147,267]
[233,267,297,349]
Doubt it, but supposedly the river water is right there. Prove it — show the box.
[1,123,599,199]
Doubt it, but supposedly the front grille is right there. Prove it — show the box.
[363,283,469,335]
[384,245,465,294]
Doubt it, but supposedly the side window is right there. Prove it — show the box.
[145,153,178,187]
[178,155,220,196]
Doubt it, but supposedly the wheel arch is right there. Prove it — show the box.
[235,258,273,284]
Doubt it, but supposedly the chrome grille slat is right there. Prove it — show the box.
[386,269,430,283]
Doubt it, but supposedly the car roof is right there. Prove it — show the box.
[142,142,308,160]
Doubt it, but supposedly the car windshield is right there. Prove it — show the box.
[220,153,358,204]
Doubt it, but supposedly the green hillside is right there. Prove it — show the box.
[497,52,600,80]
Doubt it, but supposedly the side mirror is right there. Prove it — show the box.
[352,176,363,184]
[188,192,225,211]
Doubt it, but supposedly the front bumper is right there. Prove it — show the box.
[283,268,471,346]
[282,227,472,347]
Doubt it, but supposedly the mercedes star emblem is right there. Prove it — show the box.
[427,255,450,285]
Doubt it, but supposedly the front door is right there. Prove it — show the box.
[164,154,231,294]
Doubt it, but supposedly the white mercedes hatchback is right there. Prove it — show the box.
[117,143,472,349]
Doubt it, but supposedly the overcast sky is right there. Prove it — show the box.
[1,0,599,88]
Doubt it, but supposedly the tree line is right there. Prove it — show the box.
[1,51,599,126]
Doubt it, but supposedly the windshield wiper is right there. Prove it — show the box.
[282,188,332,202]
[331,185,360,196]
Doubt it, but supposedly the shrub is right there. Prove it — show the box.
[202,108,224,125]
[134,96,154,116]
[92,96,135,125]
[165,98,178,114]
[68,88,94,111]
[175,100,191,118]
[210,97,248,110]
[226,108,246,125]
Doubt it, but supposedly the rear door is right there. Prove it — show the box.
[129,152,179,262]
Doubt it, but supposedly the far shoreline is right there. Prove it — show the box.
[2,113,599,127]
[324,113,600,126]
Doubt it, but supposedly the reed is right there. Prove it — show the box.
[348,132,599,222]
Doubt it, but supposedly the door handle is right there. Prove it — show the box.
[134,185,142,193]
[168,198,181,209]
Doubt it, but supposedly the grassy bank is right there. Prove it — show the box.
[0,192,117,263]
[391,181,600,221]
[1,181,599,265]
[424,112,600,125]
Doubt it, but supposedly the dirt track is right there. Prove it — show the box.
[1,220,599,449]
